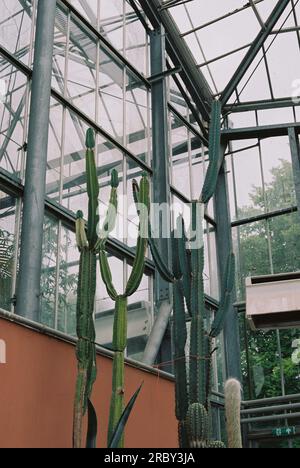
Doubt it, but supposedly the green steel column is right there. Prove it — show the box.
[143,27,172,367]
[16,0,57,321]
[214,148,241,380]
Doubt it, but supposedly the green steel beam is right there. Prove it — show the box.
[142,27,172,369]
[214,147,241,381]
[222,122,300,141]
[224,97,300,114]
[221,0,291,105]
[139,0,213,121]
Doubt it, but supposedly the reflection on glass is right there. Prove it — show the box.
[0,190,16,311]
[57,226,79,335]
[46,99,63,201]
[40,216,58,328]
[95,253,124,349]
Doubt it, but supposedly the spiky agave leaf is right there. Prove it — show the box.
[108,384,143,449]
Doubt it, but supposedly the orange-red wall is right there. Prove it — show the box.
[0,318,178,448]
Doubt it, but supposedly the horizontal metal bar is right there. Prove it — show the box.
[0,45,32,78]
[51,88,154,175]
[231,206,298,228]
[243,394,300,407]
[224,97,300,113]
[197,43,251,69]
[0,169,155,274]
[0,44,153,176]
[242,402,300,415]
[181,0,264,38]
[222,122,300,141]
[241,411,300,424]
[148,67,182,84]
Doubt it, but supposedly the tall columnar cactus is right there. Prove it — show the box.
[73,129,122,448]
[149,100,235,448]
[73,129,101,448]
[225,379,243,449]
[99,173,150,448]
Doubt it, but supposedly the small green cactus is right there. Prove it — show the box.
[186,403,209,448]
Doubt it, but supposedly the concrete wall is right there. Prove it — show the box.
[0,317,177,448]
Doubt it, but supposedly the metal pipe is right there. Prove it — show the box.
[243,394,300,407]
[143,301,173,365]
[242,402,300,415]
[16,0,57,321]
[241,412,300,425]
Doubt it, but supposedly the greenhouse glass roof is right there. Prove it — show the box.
[161,0,300,105]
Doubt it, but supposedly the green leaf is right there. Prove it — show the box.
[86,399,98,449]
[108,384,143,449]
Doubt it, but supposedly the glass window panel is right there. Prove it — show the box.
[46,98,63,201]
[126,75,149,162]
[40,215,58,328]
[100,0,124,52]
[170,113,191,199]
[0,0,34,65]
[125,2,147,75]
[67,16,97,121]
[62,109,89,214]
[57,226,79,335]
[0,190,16,311]
[99,46,124,141]
[261,137,296,212]
[95,253,124,349]
[127,269,153,361]
[0,61,27,177]
[70,0,98,25]
[190,135,204,200]
[269,212,300,274]
[234,221,271,301]
[230,144,264,221]
[52,4,68,93]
